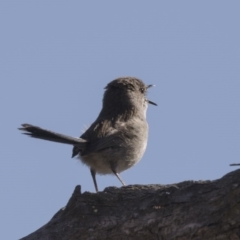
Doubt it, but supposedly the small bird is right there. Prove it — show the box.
[19,77,157,192]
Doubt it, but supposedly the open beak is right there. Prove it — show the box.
[147,84,157,106]
[147,100,157,106]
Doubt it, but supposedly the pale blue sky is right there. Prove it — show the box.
[1,1,240,239]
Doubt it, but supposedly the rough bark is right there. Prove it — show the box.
[20,169,240,240]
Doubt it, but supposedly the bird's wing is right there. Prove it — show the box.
[81,132,127,156]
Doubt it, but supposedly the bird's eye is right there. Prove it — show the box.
[140,88,145,93]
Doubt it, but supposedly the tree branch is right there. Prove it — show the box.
[20,169,240,240]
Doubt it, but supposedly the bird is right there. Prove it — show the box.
[19,77,157,192]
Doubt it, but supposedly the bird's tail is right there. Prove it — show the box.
[19,123,86,147]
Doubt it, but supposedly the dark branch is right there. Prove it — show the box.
[20,169,240,240]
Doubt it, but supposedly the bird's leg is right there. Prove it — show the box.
[111,168,126,186]
[90,168,98,192]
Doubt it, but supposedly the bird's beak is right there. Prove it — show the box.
[147,84,155,89]
[147,100,157,106]
[147,84,157,106]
